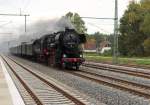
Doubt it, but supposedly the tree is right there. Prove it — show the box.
[65,12,87,33]
[140,14,150,36]
[119,0,150,56]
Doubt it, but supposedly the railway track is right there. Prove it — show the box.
[64,68,150,99]
[118,64,150,70]
[1,55,90,105]
[4,55,150,102]
[86,61,150,70]
[83,62,150,79]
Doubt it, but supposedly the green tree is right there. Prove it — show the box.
[140,14,150,36]
[65,12,87,33]
[119,0,150,56]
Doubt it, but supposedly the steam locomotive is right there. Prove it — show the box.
[10,28,86,70]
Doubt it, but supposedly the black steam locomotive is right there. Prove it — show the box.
[10,28,86,70]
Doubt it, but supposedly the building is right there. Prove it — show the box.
[84,38,96,52]
[84,39,111,53]
[99,41,111,53]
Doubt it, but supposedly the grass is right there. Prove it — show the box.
[84,52,150,68]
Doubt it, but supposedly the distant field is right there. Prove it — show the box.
[84,53,150,68]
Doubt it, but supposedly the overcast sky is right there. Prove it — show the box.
[0,0,139,41]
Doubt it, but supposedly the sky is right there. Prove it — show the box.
[0,0,139,42]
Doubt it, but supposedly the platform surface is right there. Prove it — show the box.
[0,60,13,105]
[0,58,25,105]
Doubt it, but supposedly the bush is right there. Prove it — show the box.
[102,50,112,56]
[143,38,150,56]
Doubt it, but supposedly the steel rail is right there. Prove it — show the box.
[83,63,150,79]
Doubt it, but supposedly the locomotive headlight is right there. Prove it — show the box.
[63,54,67,57]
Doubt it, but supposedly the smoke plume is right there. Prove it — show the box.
[18,17,74,43]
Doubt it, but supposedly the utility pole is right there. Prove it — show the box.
[0,13,29,32]
[113,0,119,64]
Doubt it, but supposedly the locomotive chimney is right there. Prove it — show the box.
[65,27,75,32]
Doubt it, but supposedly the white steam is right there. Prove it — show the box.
[18,17,74,43]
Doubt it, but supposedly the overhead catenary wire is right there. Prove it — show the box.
[0,13,29,32]
[81,17,115,20]
[22,0,31,12]
[0,33,12,34]
[86,22,111,34]
[0,21,13,28]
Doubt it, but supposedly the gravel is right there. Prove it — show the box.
[10,55,150,105]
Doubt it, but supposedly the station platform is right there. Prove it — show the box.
[0,58,25,105]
